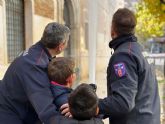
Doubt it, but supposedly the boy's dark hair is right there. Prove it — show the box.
[41,22,70,49]
[48,57,75,85]
[68,83,98,120]
[112,8,136,36]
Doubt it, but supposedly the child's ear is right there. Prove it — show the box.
[66,74,74,87]
[66,75,72,82]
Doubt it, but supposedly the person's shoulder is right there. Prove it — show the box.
[21,42,49,67]
[92,117,104,124]
[112,42,141,61]
[78,118,104,124]
[54,115,77,124]
[53,116,104,124]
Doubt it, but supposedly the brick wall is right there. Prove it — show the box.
[0,0,2,6]
[34,0,54,19]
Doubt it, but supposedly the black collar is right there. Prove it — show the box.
[38,41,53,61]
[109,34,137,50]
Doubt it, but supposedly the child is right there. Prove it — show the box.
[48,57,76,110]
[53,83,104,124]
[68,83,102,121]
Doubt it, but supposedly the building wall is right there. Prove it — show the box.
[0,0,124,81]
[79,0,125,81]
[96,0,124,73]
[78,0,89,80]
[0,0,8,78]
[33,0,56,43]
[33,15,54,43]
[0,1,6,65]
[34,0,54,19]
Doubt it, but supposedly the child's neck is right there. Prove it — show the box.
[51,81,71,88]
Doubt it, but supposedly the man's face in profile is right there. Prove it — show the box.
[110,23,117,40]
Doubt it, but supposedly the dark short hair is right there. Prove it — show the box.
[112,8,136,36]
[68,83,98,120]
[41,22,70,48]
[48,57,75,85]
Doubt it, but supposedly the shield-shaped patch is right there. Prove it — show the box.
[114,63,126,77]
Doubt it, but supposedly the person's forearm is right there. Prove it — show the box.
[98,94,135,117]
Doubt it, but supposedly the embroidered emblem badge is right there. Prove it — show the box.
[114,63,126,77]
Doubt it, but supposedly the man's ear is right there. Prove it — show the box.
[59,41,66,51]
[58,43,63,51]
[111,23,118,39]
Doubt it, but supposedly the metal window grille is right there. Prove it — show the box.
[5,0,24,63]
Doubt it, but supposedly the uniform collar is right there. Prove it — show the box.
[109,34,137,50]
[51,81,66,87]
[38,41,53,61]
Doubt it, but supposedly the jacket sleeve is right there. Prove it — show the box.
[98,52,138,117]
[20,62,58,124]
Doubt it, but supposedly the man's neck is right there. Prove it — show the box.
[47,48,58,57]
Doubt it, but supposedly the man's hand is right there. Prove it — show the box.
[60,103,72,117]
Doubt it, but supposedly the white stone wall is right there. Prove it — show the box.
[33,15,53,43]
[0,4,5,64]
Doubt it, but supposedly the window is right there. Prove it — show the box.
[6,0,25,63]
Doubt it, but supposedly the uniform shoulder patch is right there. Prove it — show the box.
[113,62,126,77]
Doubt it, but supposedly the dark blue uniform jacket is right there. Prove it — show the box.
[50,82,72,110]
[0,41,58,124]
[51,115,104,124]
[99,34,160,124]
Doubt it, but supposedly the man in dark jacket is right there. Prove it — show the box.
[0,22,70,124]
[98,8,160,124]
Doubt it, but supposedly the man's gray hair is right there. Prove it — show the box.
[41,22,70,48]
